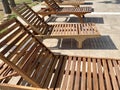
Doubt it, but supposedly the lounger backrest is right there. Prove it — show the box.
[44,0,60,11]
[12,3,49,35]
[0,18,55,87]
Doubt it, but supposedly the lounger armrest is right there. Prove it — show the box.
[40,8,52,12]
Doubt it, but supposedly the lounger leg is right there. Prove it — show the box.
[75,14,84,23]
[83,15,85,18]
[80,15,84,23]
[75,38,86,48]
[74,5,79,7]
[48,14,51,17]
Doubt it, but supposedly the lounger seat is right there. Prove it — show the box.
[12,3,99,48]
[0,18,120,90]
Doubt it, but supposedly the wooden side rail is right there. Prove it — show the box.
[0,84,47,90]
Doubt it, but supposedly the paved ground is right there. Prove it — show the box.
[23,0,120,59]
[0,2,4,22]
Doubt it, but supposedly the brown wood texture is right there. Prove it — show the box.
[12,3,100,48]
[0,18,120,90]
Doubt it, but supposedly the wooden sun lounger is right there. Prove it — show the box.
[0,18,120,90]
[12,3,100,48]
[38,0,93,22]
[42,0,85,7]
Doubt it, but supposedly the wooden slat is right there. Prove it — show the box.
[87,58,92,90]
[61,56,72,90]
[50,56,63,88]
[92,58,98,90]
[81,58,86,90]
[74,57,81,90]
[97,59,105,90]
[55,56,67,89]
[107,60,119,90]
[68,57,76,90]
[17,42,38,67]
[102,59,112,90]
[1,31,27,55]
[10,39,35,64]
[112,60,120,87]
[43,56,59,88]
[7,35,31,59]
[0,27,22,49]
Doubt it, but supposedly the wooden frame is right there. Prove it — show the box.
[38,0,93,22]
[0,84,47,90]
[12,3,100,48]
[0,18,120,90]
[0,19,120,90]
[0,62,17,80]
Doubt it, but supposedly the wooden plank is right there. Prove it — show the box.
[49,56,63,89]
[35,53,53,83]
[17,42,38,67]
[92,58,98,90]
[74,57,81,90]
[68,57,76,90]
[61,56,72,90]
[112,60,120,87]
[40,55,54,87]
[43,56,59,88]
[19,7,29,15]
[7,35,30,59]
[87,58,92,90]
[0,53,40,87]
[55,56,67,90]
[107,60,119,90]
[0,64,8,75]
[0,23,20,40]
[2,31,27,55]
[0,72,17,80]
[97,59,105,90]
[25,45,42,75]
[0,18,16,30]
[10,39,35,64]
[8,76,22,85]
[102,59,112,90]
[0,27,22,49]
[38,56,52,85]
[81,58,86,90]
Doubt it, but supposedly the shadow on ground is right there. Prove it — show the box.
[46,16,104,24]
[46,36,117,50]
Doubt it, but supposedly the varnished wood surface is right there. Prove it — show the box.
[12,3,99,48]
[0,18,120,90]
